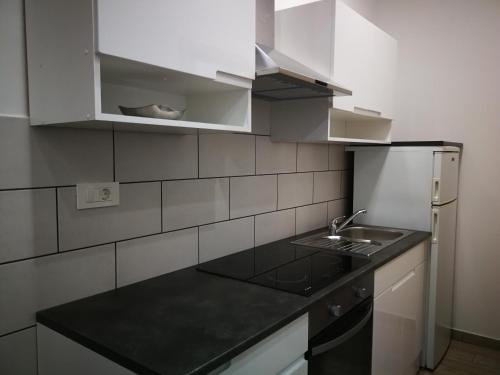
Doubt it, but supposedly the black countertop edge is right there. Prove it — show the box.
[37,306,310,375]
[36,228,431,375]
[350,141,463,148]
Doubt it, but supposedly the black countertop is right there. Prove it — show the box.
[352,141,463,149]
[37,229,430,375]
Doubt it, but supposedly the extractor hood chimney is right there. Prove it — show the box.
[253,0,352,101]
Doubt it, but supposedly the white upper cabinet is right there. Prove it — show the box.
[25,0,255,133]
[272,0,397,143]
[96,0,255,81]
[332,1,397,120]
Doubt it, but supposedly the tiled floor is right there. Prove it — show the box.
[418,340,500,375]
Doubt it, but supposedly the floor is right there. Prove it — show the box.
[418,340,500,375]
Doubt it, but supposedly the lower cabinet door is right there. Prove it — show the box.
[221,314,308,375]
[278,358,308,375]
[372,265,423,375]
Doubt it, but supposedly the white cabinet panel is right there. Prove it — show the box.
[221,314,308,375]
[275,0,332,78]
[372,243,427,375]
[332,0,397,119]
[277,358,308,375]
[37,325,134,375]
[96,0,255,81]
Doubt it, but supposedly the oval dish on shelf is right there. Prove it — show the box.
[119,104,185,120]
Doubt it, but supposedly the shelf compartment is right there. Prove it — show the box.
[328,109,392,144]
[98,56,251,132]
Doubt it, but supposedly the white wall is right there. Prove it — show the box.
[374,0,500,340]
[276,0,377,22]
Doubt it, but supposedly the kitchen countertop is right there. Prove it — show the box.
[37,228,430,375]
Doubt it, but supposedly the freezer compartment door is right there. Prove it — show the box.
[432,152,459,205]
[426,200,457,369]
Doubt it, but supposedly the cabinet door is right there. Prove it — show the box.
[275,0,333,78]
[95,0,255,80]
[332,1,397,119]
[372,266,423,375]
[331,0,372,113]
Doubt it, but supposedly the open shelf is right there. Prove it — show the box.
[97,56,251,133]
[328,108,392,144]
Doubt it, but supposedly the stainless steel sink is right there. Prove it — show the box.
[336,227,404,242]
[291,226,412,257]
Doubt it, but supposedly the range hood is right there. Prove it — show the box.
[253,43,352,101]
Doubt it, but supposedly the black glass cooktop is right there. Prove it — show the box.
[197,237,371,296]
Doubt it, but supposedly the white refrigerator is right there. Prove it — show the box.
[348,145,460,370]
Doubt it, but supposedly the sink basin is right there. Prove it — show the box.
[336,227,404,242]
[291,225,412,257]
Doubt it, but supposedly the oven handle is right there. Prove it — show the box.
[309,304,373,357]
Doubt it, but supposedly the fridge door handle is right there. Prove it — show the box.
[431,208,440,244]
[432,178,440,202]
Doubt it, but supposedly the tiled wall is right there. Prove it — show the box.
[0,108,352,373]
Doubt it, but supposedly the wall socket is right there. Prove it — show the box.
[76,182,120,210]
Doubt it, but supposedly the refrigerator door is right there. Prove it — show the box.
[426,200,457,369]
[432,152,459,205]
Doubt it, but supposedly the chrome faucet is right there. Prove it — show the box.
[329,209,367,235]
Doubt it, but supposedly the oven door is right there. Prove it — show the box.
[307,299,373,375]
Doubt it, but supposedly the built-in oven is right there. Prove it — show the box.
[306,272,374,375]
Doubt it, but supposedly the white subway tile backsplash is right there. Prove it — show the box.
[114,132,198,182]
[199,217,254,263]
[0,117,113,189]
[58,183,161,251]
[296,203,328,235]
[0,189,57,263]
[277,173,313,209]
[199,133,255,177]
[297,143,329,172]
[255,136,296,174]
[328,199,349,222]
[117,228,198,287]
[313,171,342,203]
[0,328,37,375]
[255,209,295,247]
[329,144,347,171]
[0,244,115,335]
[162,179,229,231]
[230,175,277,218]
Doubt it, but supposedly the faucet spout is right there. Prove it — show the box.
[331,209,367,235]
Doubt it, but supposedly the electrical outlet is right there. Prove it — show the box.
[76,182,120,210]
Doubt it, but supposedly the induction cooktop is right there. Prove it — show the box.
[197,237,371,296]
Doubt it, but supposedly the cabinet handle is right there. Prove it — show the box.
[391,270,416,292]
[354,106,382,117]
[432,178,440,202]
[431,208,440,244]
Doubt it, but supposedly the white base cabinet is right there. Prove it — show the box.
[372,241,428,375]
[220,314,308,375]
[37,314,309,375]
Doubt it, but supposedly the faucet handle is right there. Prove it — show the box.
[332,216,346,224]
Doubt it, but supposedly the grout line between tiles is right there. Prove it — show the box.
[197,226,200,264]
[0,325,36,339]
[0,168,353,193]
[114,243,117,289]
[55,188,60,252]
[112,129,116,182]
[0,194,348,268]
